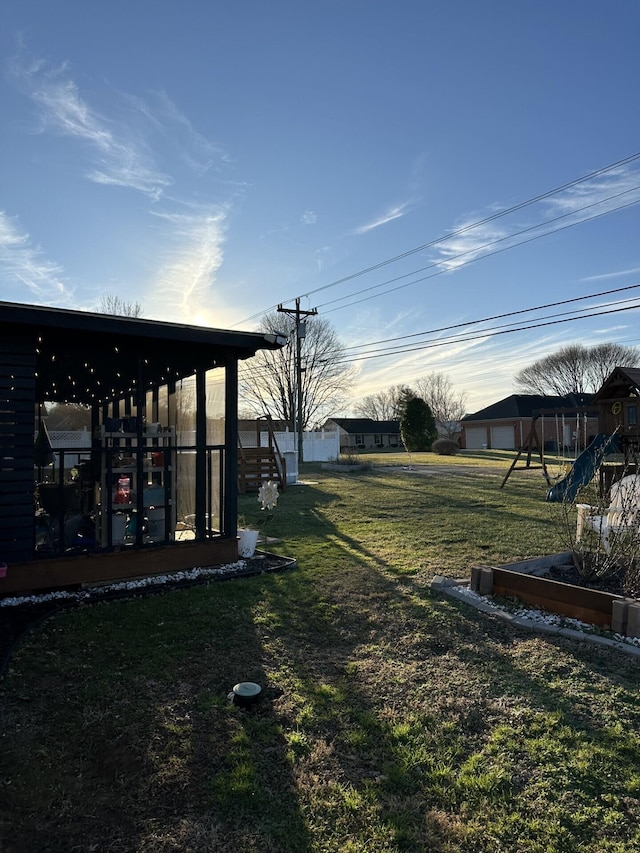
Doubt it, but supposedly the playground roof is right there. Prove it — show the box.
[594,367,640,401]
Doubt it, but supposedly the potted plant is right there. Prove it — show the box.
[237,526,259,558]
[237,480,280,558]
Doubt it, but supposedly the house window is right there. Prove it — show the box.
[628,405,638,426]
[375,434,383,446]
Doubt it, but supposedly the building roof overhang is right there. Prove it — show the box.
[0,301,286,406]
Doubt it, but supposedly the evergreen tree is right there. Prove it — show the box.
[400,397,437,452]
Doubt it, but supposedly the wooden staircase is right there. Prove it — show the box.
[238,416,287,494]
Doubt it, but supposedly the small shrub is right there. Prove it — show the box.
[432,438,459,456]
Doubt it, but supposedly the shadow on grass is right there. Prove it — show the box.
[0,582,313,853]
[3,474,639,852]
[255,556,640,850]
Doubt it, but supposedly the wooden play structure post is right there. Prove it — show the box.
[500,414,551,488]
[501,404,598,489]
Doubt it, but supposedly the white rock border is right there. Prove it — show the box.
[0,559,263,608]
[431,576,640,658]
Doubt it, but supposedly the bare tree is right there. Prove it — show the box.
[99,294,143,317]
[240,312,355,429]
[44,402,91,430]
[414,372,467,438]
[586,343,640,389]
[515,343,639,395]
[354,385,414,420]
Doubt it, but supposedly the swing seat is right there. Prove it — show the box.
[576,475,640,551]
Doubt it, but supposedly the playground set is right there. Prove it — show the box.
[501,366,640,503]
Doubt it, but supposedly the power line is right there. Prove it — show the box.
[331,302,640,365]
[238,293,640,381]
[340,296,640,360]
[319,190,640,313]
[293,152,640,306]
[233,149,640,325]
[339,283,640,352]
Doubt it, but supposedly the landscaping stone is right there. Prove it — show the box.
[478,566,493,596]
[626,603,640,638]
[612,600,630,634]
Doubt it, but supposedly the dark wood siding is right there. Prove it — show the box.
[0,334,36,563]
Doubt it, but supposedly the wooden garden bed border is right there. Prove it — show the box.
[470,554,640,636]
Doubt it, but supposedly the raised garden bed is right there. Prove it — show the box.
[470,552,640,637]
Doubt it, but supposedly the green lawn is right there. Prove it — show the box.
[1,457,639,852]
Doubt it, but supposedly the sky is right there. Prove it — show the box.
[1,0,640,414]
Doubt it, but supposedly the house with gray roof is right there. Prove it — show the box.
[324,418,403,452]
[461,393,598,451]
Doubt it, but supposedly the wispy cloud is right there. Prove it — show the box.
[354,201,412,235]
[0,211,70,300]
[148,205,229,324]
[6,47,241,321]
[10,54,171,199]
[126,89,231,177]
[427,162,640,277]
[432,220,509,272]
[301,210,317,225]
[581,266,640,282]
[545,166,640,218]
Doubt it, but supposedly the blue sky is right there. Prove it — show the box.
[1,1,639,412]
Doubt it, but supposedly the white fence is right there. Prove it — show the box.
[49,427,340,464]
[48,429,91,448]
[274,430,339,462]
[47,428,92,468]
[238,429,339,462]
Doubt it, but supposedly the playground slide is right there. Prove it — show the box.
[546,433,620,503]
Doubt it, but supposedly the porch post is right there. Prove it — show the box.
[195,368,207,539]
[224,359,238,539]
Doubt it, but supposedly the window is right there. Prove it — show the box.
[375,434,383,446]
[628,405,638,426]
[355,434,364,444]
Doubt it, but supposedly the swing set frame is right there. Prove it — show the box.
[500,407,592,488]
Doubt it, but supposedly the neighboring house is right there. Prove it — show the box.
[238,418,291,435]
[461,393,598,451]
[325,418,403,451]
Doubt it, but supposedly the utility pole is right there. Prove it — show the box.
[277,298,317,464]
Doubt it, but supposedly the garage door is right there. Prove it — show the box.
[465,427,487,449]
[490,425,515,450]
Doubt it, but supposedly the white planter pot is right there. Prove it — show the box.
[238,528,259,558]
